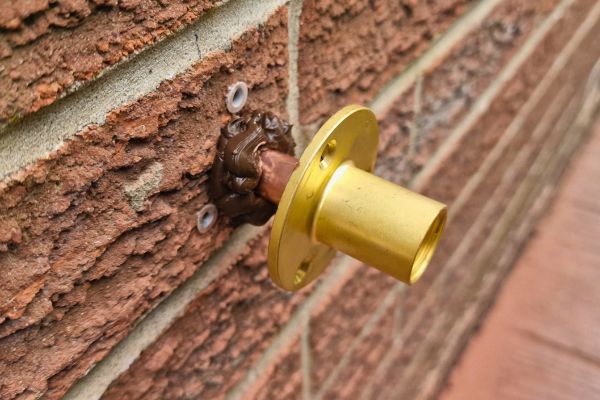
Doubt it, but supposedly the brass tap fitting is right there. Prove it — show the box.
[211,105,447,291]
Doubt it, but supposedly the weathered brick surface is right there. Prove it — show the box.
[369,11,600,400]
[396,0,600,332]
[397,0,592,260]
[250,338,302,400]
[421,0,597,203]
[102,242,362,399]
[295,3,597,397]
[402,0,594,303]
[376,0,561,185]
[298,0,474,125]
[103,243,392,400]
[102,233,308,400]
[305,85,545,396]
[300,2,582,392]
[411,0,563,173]
[363,87,594,400]
[89,3,600,399]
[0,9,288,400]
[0,0,222,123]
[1,0,598,398]
[309,266,396,390]
[376,89,414,184]
[441,126,600,400]
[98,28,570,396]
[320,295,397,399]
[377,106,593,400]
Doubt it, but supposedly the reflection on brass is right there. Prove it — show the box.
[210,105,447,292]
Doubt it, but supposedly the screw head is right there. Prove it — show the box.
[196,204,218,233]
[226,81,248,114]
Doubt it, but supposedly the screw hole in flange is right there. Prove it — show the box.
[294,260,311,286]
[196,204,218,233]
[319,139,337,169]
[226,81,248,114]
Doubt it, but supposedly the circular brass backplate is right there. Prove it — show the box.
[268,105,379,291]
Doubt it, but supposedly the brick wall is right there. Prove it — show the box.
[1,0,599,399]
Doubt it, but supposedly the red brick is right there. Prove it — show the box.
[298,3,584,391]
[441,126,600,400]
[432,8,600,328]
[102,233,392,400]
[303,2,600,397]
[101,243,363,399]
[320,294,397,399]
[22,3,597,400]
[396,0,599,305]
[376,90,414,184]
[378,126,587,400]
[379,0,596,288]
[311,11,600,389]
[367,13,600,399]
[400,1,600,336]
[100,243,358,398]
[415,0,565,160]
[103,6,600,399]
[376,0,562,185]
[0,0,222,123]
[308,265,396,390]
[250,338,303,400]
[298,0,473,125]
[0,9,288,400]
[420,0,597,203]
[102,233,307,400]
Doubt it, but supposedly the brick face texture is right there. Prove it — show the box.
[0,0,222,123]
[102,234,308,400]
[0,9,288,399]
[309,266,396,390]
[298,0,474,125]
[2,0,600,399]
[250,342,303,400]
[395,0,561,178]
[321,296,397,399]
[375,0,562,184]
[417,0,598,235]
[375,7,600,398]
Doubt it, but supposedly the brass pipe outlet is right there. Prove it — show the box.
[312,164,446,284]
[210,105,447,291]
[267,105,447,291]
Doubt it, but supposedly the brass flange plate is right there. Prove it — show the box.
[268,105,379,291]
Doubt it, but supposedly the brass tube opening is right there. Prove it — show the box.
[410,208,447,283]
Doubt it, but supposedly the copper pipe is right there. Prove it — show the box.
[258,150,298,204]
